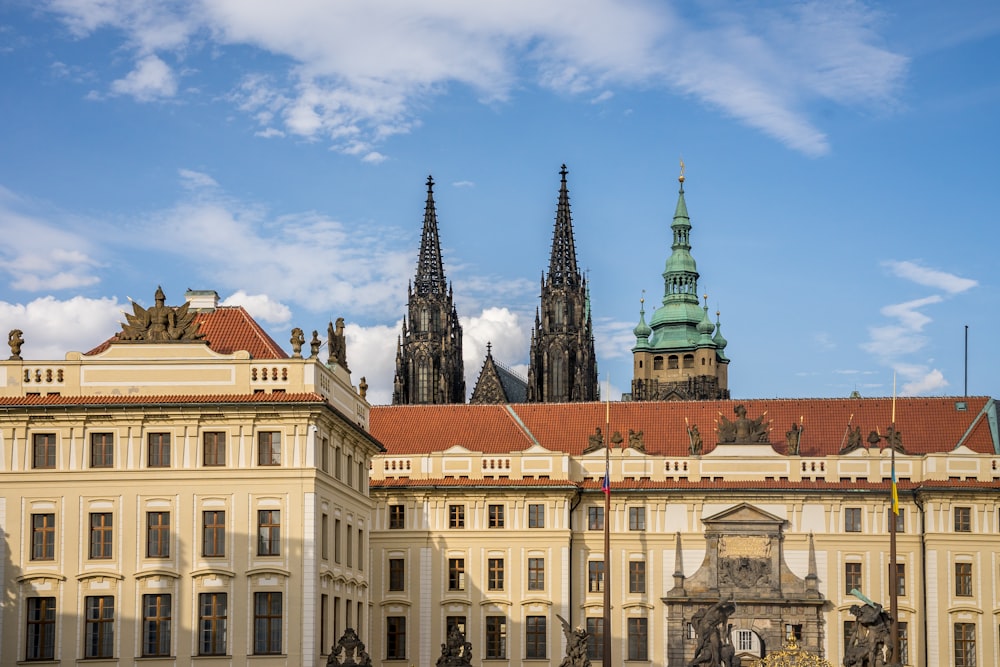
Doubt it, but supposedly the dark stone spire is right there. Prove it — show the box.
[392,175,465,405]
[414,176,446,297]
[547,164,580,289]
[526,165,599,403]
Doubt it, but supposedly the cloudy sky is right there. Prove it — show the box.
[1,1,997,405]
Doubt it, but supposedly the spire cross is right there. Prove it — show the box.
[426,175,434,192]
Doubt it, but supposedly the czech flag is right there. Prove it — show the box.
[602,463,610,497]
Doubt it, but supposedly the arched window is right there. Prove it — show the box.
[417,358,431,403]
[653,356,664,371]
[683,354,694,369]
[668,356,679,370]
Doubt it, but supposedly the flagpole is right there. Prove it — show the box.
[888,374,901,666]
[603,375,612,667]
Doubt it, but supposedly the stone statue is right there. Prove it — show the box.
[840,425,864,454]
[436,625,472,667]
[687,424,703,456]
[8,329,24,360]
[584,427,604,454]
[785,422,803,455]
[118,287,204,342]
[328,317,350,371]
[628,428,645,452]
[717,405,769,444]
[327,627,372,666]
[358,376,368,400]
[844,599,893,667]
[611,430,624,447]
[290,328,305,358]
[689,598,736,667]
[883,425,904,453]
[557,614,591,667]
[309,330,321,358]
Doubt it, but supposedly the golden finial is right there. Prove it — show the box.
[640,289,645,306]
[679,156,685,183]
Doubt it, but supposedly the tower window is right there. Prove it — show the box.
[668,355,679,370]
[683,354,694,369]
[653,356,664,370]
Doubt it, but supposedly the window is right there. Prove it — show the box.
[528,557,545,591]
[203,431,226,466]
[845,562,862,595]
[89,512,113,559]
[142,593,171,657]
[528,503,545,528]
[386,616,406,659]
[26,597,56,660]
[586,618,604,660]
[357,529,364,570]
[954,622,976,667]
[954,506,972,532]
[955,562,973,596]
[629,506,646,531]
[321,514,329,560]
[389,504,405,529]
[346,526,353,567]
[888,508,905,532]
[588,506,604,530]
[488,504,505,528]
[844,507,862,532]
[448,558,465,591]
[31,513,55,561]
[32,433,56,469]
[90,432,114,468]
[258,510,281,556]
[147,511,170,558]
[335,446,342,479]
[628,617,648,661]
[525,616,547,659]
[629,560,646,593]
[85,595,114,658]
[890,563,906,596]
[203,510,225,557]
[321,437,329,472]
[486,616,507,659]
[147,432,171,467]
[446,616,467,637]
[488,557,504,591]
[843,621,857,655]
[898,621,908,665]
[254,592,282,655]
[335,518,342,563]
[347,454,354,486]
[258,431,281,465]
[449,504,465,528]
[588,560,605,593]
[199,593,227,656]
[321,594,328,654]
[389,558,405,591]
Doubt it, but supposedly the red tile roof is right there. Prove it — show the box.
[370,397,997,457]
[86,307,287,360]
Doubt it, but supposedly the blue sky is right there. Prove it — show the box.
[1,1,997,405]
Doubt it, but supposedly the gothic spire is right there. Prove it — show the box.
[547,164,580,289]
[415,175,446,297]
[662,169,699,306]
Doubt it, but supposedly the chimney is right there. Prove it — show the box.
[185,289,220,312]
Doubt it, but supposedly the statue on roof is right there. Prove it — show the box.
[117,287,204,342]
[785,422,804,456]
[717,405,769,444]
[290,328,305,358]
[328,317,350,371]
[310,330,321,359]
[8,329,24,360]
[840,425,865,454]
[628,428,645,452]
[326,627,372,666]
[584,427,604,454]
[687,423,703,456]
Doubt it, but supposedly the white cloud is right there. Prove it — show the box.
[178,168,218,189]
[361,151,387,165]
[884,260,978,294]
[0,295,123,359]
[452,180,475,188]
[895,365,949,396]
[110,55,177,101]
[343,321,401,405]
[461,307,530,391]
[221,291,292,325]
[862,295,942,360]
[0,191,104,292]
[254,127,285,138]
[44,0,907,158]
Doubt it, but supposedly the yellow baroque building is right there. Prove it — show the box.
[367,399,1000,667]
[0,290,381,666]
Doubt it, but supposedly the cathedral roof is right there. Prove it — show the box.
[371,397,997,458]
[86,305,288,359]
[470,345,528,404]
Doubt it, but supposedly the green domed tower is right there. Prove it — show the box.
[630,165,730,400]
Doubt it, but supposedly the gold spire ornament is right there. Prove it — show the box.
[748,636,833,667]
[679,156,686,183]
